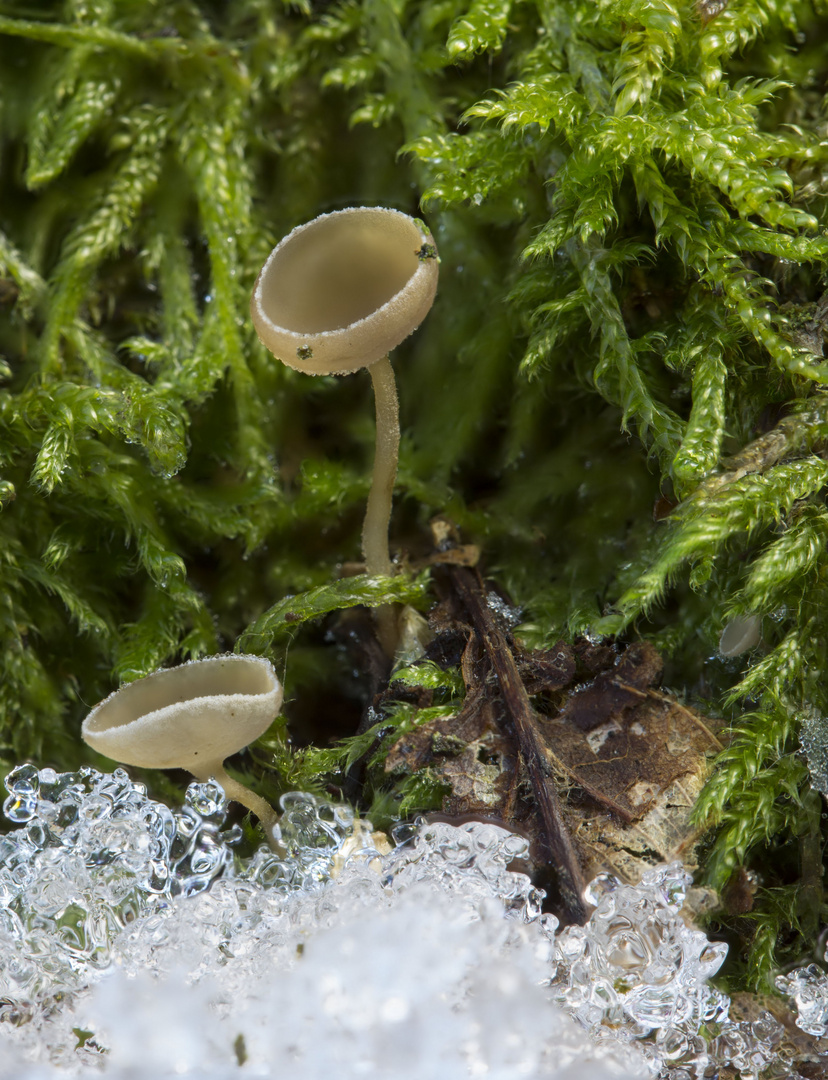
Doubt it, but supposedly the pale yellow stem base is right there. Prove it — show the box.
[195,763,282,854]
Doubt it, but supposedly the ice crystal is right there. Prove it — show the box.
[776,963,828,1037]
[0,765,236,1006]
[485,591,522,630]
[554,864,728,1032]
[0,766,804,1078]
[385,817,548,923]
[551,864,786,1079]
[798,706,828,798]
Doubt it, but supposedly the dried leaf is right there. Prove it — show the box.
[385,686,519,818]
[386,587,721,896]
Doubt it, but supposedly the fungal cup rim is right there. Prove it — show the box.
[250,206,439,375]
[81,653,282,748]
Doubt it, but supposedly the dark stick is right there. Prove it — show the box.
[450,566,588,923]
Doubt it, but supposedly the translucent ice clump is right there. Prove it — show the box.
[0,765,799,1079]
[798,705,828,797]
[384,816,550,924]
[553,863,728,1033]
[0,765,646,1080]
[772,920,828,1040]
[0,764,238,1010]
[550,863,787,1079]
[776,963,828,1036]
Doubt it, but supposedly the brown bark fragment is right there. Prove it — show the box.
[517,643,576,694]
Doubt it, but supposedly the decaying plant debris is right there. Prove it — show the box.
[380,560,722,922]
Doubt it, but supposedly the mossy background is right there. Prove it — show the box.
[2,0,828,989]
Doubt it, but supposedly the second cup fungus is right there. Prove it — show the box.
[718,613,762,658]
[250,207,439,654]
[81,654,283,851]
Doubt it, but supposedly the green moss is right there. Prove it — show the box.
[2,0,828,988]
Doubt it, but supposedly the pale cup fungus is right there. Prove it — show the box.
[250,207,439,653]
[82,654,283,850]
[718,613,762,658]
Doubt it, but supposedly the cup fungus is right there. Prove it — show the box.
[718,614,762,658]
[81,654,283,850]
[250,207,439,652]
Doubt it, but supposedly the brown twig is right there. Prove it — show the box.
[450,566,588,922]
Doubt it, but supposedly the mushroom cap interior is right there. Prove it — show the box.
[251,207,439,375]
[81,654,282,773]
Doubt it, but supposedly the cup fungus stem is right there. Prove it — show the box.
[198,763,283,854]
[363,355,400,655]
[363,355,399,578]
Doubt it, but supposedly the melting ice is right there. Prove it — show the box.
[0,765,800,1078]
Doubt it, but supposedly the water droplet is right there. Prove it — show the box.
[584,872,619,907]
[186,781,227,821]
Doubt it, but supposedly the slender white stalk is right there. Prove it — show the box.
[363,355,399,575]
[364,355,400,654]
[199,762,282,854]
